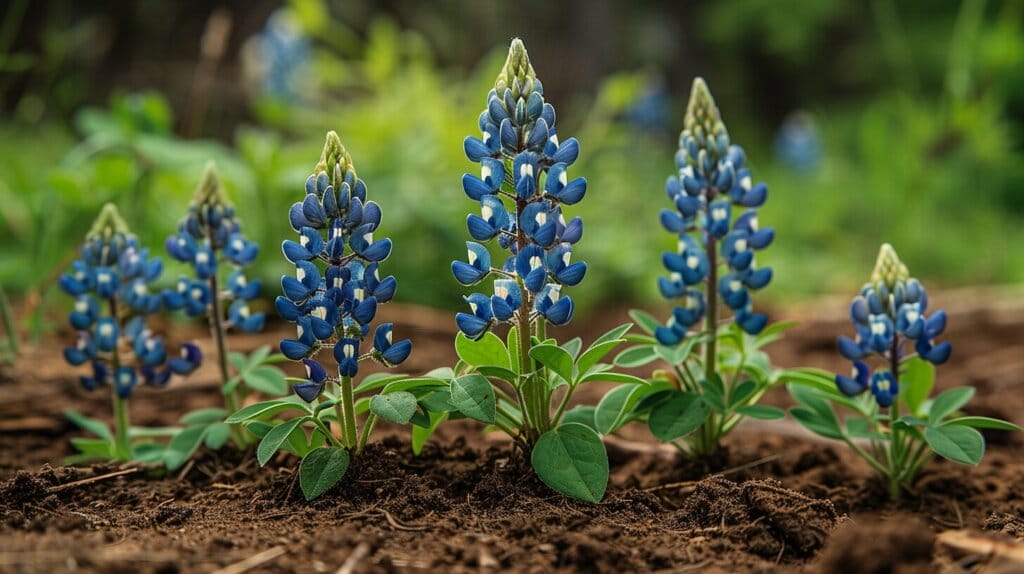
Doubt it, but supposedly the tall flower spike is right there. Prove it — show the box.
[655,78,773,344]
[278,132,411,402]
[452,38,588,340]
[164,163,264,330]
[835,244,952,408]
[60,203,200,460]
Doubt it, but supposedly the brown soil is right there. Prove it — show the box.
[1,293,1023,573]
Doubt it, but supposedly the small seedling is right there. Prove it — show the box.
[786,244,1019,499]
[60,203,201,463]
[162,163,285,468]
[228,132,413,501]
[417,39,646,503]
[617,78,786,459]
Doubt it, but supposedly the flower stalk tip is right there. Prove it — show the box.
[88,203,130,240]
[192,161,229,210]
[315,130,355,185]
[870,243,909,294]
[495,38,538,97]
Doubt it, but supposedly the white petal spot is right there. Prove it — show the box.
[529,255,543,270]
[481,164,492,181]
[481,205,494,220]
[561,251,571,266]
[354,288,365,301]
[311,306,327,320]
[712,207,727,221]
[296,267,306,281]
[75,300,88,313]
[558,171,567,187]
[343,344,355,358]
[741,175,752,190]
[686,255,699,269]
[520,163,534,178]
[729,280,742,292]
[535,211,547,226]
[195,252,210,265]
[467,249,478,265]
[99,324,114,338]
[735,239,748,252]
[300,235,310,247]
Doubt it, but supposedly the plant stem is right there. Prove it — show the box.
[205,235,245,448]
[0,286,18,360]
[356,412,376,454]
[108,298,131,459]
[313,418,344,448]
[698,232,719,457]
[340,375,358,450]
[887,334,903,500]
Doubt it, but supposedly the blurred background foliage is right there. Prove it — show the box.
[1,0,1022,341]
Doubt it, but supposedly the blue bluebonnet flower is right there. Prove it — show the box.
[60,204,201,396]
[164,163,265,333]
[277,132,412,401]
[452,39,588,340]
[655,79,774,345]
[835,244,952,408]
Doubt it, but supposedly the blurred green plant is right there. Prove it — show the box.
[2,1,1023,340]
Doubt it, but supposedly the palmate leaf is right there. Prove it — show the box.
[648,391,709,441]
[531,423,609,503]
[299,446,350,501]
[369,391,418,424]
[925,424,984,465]
[449,374,496,423]
[455,331,510,369]
[928,387,975,423]
[529,344,574,384]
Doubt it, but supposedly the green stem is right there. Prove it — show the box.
[108,298,131,459]
[0,286,18,359]
[887,335,903,500]
[845,437,890,477]
[205,231,245,448]
[313,418,344,448]
[340,376,358,449]
[551,385,575,427]
[356,412,376,454]
[699,233,719,457]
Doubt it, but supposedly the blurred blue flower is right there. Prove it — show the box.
[60,204,201,396]
[165,164,265,333]
[656,78,774,343]
[835,244,952,408]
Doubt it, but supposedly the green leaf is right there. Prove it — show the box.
[449,374,496,423]
[577,371,649,386]
[507,326,521,374]
[419,389,456,413]
[594,384,647,434]
[455,331,510,369]
[475,365,519,383]
[592,323,634,347]
[531,423,609,503]
[370,391,418,424]
[354,373,407,394]
[227,352,249,374]
[563,337,583,360]
[163,425,208,470]
[576,340,625,378]
[380,377,448,395]
[529,344,574,384]
[64,409,113,440]
[628,309,660,336]
[411,412,447,455]
[699,376,727,411]
[648,392,709,441]
[70,437,114,458]
[925,424,984,465]
[204,423,232,449]
[945,416,1022,431]
[735,405,786,420]
[247,345,272,367]
[614,345,659,368]
[257,418,306,466]
[560,406,598,431]
[728,380,758,409]
[780,368,838,393]
[180,408,226,425]
[790,406,844,440]
[299,447,350,501]
[929,387,975,423]
[226,399,308,423]
[752,320,797,348]
[900,358,934,416]
[242,365,288,395]
[132,443,168,463]
[243,420,273,439]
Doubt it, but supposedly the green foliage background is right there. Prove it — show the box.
[1,0,1022,338]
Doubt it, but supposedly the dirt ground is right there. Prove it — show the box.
[1,289,1023,573]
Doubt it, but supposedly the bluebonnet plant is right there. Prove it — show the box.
[617,78,787,460]
[226,132,413,500]
[162,164,279,458]
[60,204,201,461]
[787,243,1018,499]
[433,40,639,503]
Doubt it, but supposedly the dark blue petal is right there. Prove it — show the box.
[456,313,490,340]
[381,339,412,365]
